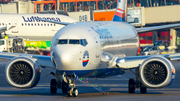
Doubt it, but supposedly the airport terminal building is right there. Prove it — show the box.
[32,0,180,48]
[1,0,180,50]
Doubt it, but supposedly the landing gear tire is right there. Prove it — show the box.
[62,80,69,94]
[128,79,135,93]
[140,82,147,94]
[67,88,78,97]
[72,88,78,97]
[67,88,72,97]
[50,79,57,94]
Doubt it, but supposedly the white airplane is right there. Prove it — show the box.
[0,14,77,40]
[0,0,180,97]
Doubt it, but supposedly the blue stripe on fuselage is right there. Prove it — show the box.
[56,68,125,78]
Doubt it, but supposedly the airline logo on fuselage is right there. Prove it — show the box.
[82,50,89,67]
[22,16,61,22]
[91,26,113,39]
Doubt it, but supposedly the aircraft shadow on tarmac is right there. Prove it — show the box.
[0,86,170,97]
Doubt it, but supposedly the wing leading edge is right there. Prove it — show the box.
[0,26,7,33]
[136,23,180,33]
[115,54,180,69]
[0,52,54,69]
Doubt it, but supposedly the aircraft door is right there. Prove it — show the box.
[88,30,100,64]
[11,20,18,33]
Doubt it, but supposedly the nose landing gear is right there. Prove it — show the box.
[63,73,78,97]
[48,71,78,97]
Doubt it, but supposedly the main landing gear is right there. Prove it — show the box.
[128,67,147,94]
[47,72,78,97]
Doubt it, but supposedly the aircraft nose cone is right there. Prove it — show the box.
[57,52,73,69]
[54,45,83,70]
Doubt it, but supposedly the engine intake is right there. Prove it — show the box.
[6,56,41,88]
[140,56,175,88]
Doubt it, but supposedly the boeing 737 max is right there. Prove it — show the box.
[0,0,180,97]
[0,14,77,40]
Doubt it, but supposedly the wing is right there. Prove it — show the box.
[115,53,180,69]
[0,52,54,68]
[136,23,180,33]
[111,54,177,89]
[0,26,16,33]
[0,26,7,33]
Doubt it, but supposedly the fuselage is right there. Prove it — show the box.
[51,21,139,78]
[0,14,77,40]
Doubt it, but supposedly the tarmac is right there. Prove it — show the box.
[0,59,180,101]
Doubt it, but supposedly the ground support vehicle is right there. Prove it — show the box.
[0,37,51,55]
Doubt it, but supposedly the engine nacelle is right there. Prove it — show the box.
[140,56,175,88]
[5,56,41,88]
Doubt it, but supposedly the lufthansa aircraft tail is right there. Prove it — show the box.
[113,0,127,22]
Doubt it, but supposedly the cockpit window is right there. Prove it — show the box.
[80,39,88,46]
[69,40,80,44]
[57,39,88,46]
[58,39,68,44]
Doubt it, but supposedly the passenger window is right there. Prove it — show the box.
[54,24,56,26]
[44,24,46,26]
[25,23,27,26]
[2,23,4,26]
[58,39,68,44]
[41,24,43,26]
[31,23,33,26]
[22,23,23,26]
[69,40,80,44]
[47,24,49,26]
[9,23,11,25]
[28,23,30,26]
[51,24,53,26]
[34,23,36,26]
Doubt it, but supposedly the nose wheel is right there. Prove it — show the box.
[67,88,78,97]
[63,73,78,97]
[48,72,79,97]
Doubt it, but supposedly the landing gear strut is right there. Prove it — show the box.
[63,73,78,97]
[48,71,78,97]
[128,67,147,94]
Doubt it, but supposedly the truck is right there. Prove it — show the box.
[0,37,51,55]
[0,37,25,53]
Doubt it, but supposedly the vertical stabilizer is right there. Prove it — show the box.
[113,0,127,22]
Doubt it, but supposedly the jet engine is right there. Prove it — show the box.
[5,56,41,88]
[140,56,175,88]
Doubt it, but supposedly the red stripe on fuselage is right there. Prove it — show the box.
[83,59,89,63]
